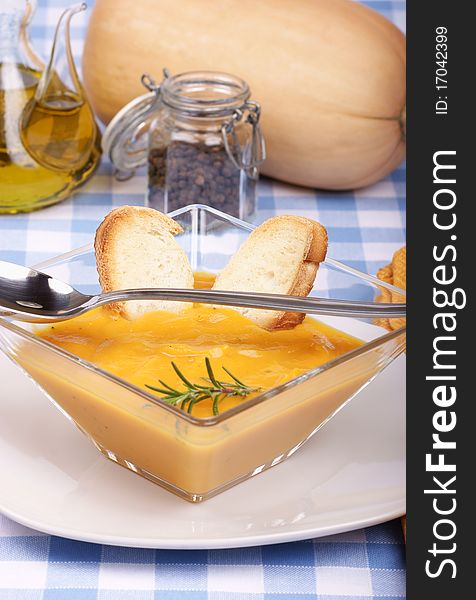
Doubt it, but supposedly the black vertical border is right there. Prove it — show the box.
[407,1,473,597]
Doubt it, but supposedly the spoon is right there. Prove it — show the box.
[0,260,406,323]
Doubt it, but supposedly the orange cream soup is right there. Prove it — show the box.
[37,274,362,418]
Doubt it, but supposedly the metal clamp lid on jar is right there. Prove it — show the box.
[101,69,266,181]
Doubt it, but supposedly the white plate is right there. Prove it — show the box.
[0,338,405,549]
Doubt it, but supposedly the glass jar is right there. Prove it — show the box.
[102,70,265,220]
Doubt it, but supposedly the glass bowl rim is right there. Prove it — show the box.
[0,204,406,427]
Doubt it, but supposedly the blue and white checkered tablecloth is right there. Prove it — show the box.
[0,1,406,598]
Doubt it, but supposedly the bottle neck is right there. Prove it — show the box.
[0,6,22,62]
[1,1,39,69]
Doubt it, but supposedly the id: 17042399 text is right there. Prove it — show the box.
[435,26,448,115]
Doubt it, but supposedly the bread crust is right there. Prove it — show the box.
[271,261,319,330]
[94,206,185,317]
[306,220,328,263]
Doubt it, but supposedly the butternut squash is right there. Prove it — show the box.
[82,0,405,190]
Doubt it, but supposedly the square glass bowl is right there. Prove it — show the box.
[0,205,406,502]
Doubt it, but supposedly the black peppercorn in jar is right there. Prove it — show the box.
[102,70,265,220]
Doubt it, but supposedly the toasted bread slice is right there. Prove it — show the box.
[212,215,328,330]
[95,206,193,319]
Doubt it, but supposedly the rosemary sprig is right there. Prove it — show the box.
[145,357,260,416]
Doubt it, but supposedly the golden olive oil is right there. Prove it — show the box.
[0,63,101,214]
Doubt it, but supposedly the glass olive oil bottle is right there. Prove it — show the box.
[0,1,101,214]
